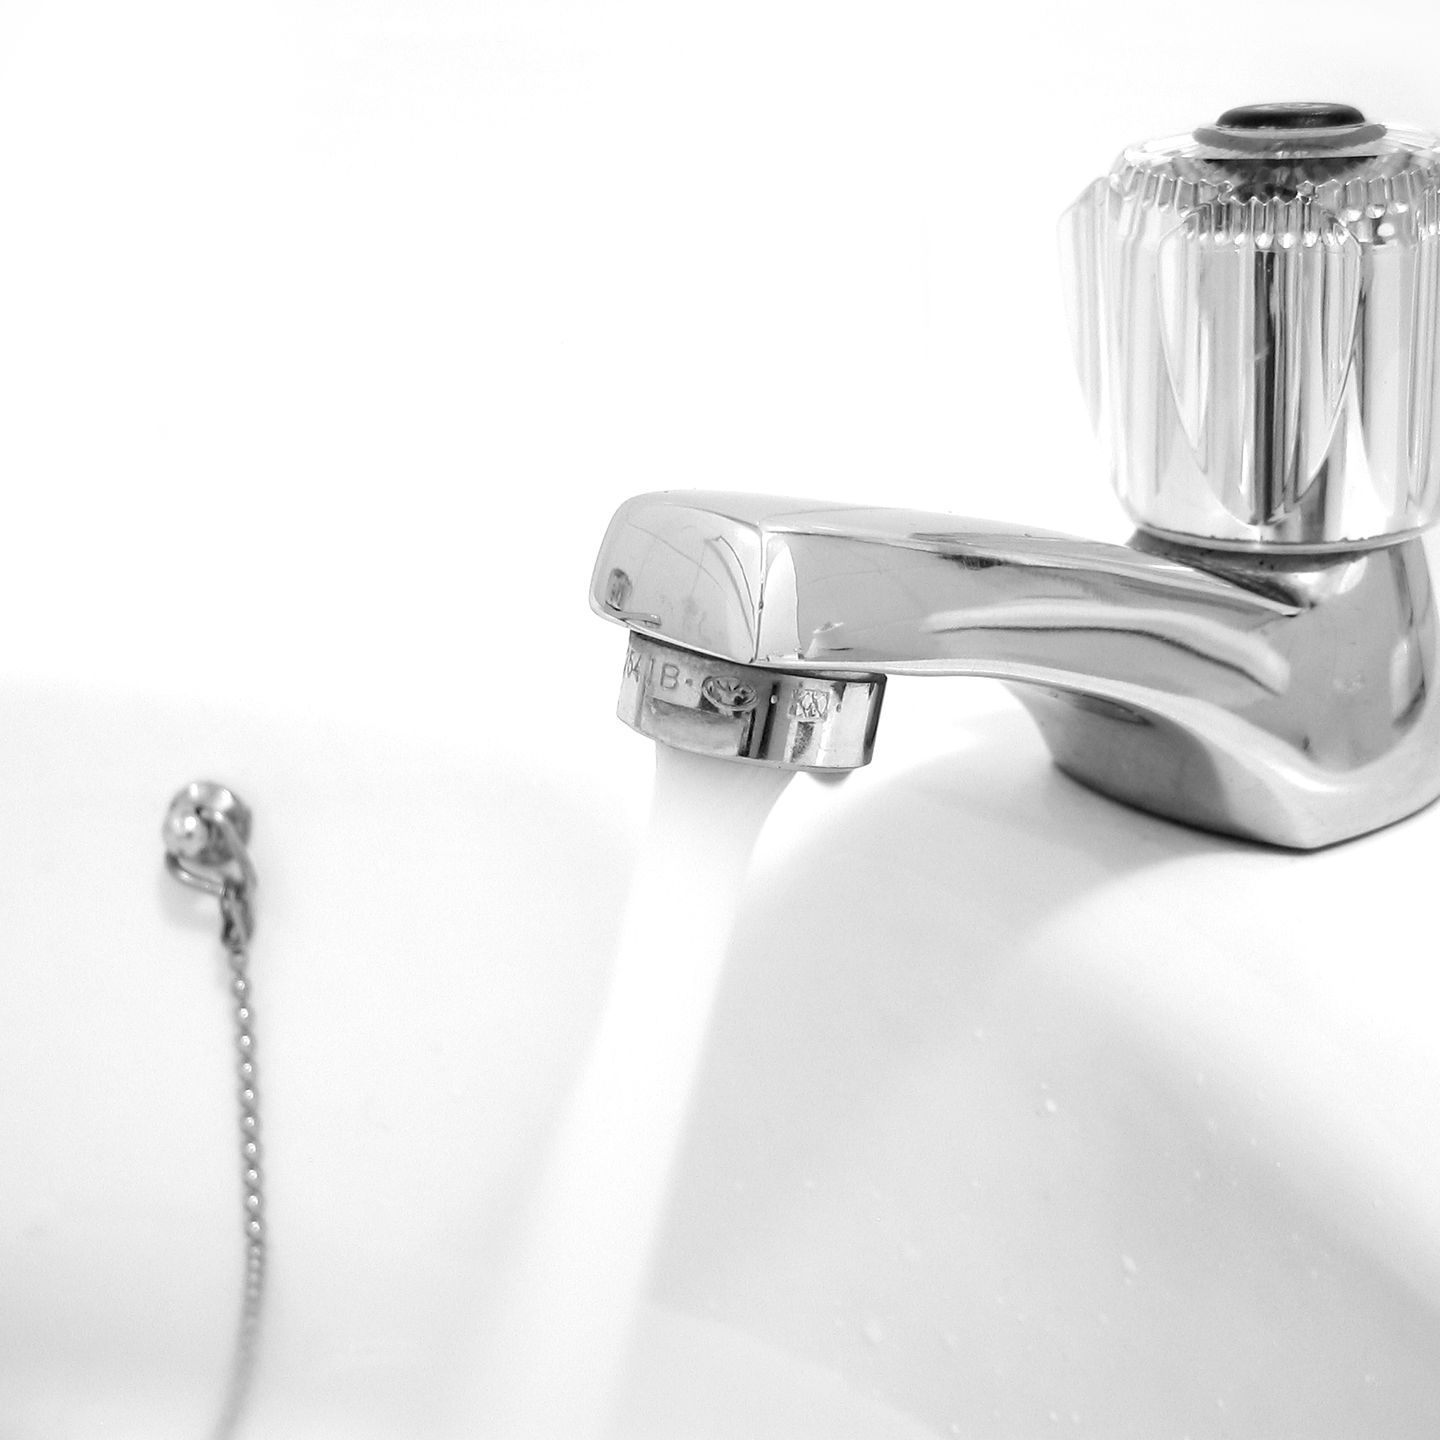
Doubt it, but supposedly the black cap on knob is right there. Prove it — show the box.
[1194,101,1386,152]
[1214,101,1367,131]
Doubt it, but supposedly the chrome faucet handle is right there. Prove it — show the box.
[1062,102,1440,549]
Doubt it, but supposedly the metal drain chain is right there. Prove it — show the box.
[162,782,267,1440]
[214,885,265,1440]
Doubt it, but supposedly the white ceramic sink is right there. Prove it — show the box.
[630,690,1440,1438]
[0,680,636,1439]
[2,676,1438,1439]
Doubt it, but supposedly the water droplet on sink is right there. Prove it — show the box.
[1121,1253,1138,1280]
[862,1317,886,1346]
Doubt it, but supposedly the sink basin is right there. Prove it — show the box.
[1,677,1438,1438]
[633,688,1440,1437]
[0,679,636,1439]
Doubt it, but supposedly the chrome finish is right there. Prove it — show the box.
[617,632,883,770]
[1062,107,1440,548]
[592,491,1440,848]
[163,782,257,910]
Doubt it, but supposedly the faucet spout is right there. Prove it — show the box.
[591,492,1440,849]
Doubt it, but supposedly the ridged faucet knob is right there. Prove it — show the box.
[1063,104,1440,548]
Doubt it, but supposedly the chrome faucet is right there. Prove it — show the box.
[590,104,1440,850]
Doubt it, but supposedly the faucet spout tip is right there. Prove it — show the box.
[618,634,884,771]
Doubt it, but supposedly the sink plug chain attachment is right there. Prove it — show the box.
[162,781,265,1440]
[164,781,258,951]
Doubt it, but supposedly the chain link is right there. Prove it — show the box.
[212,883,265,1440]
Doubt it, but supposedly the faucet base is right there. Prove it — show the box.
[1012,682,1440,851]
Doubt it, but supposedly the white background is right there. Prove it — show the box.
[1,0,1438,805]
